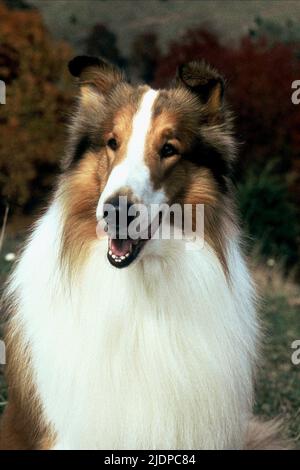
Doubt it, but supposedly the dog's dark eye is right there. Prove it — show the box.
[160,143,177,159]
[107,137,118,151]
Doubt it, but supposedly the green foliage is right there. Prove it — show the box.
[237,161,299,267]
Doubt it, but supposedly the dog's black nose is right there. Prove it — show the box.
[103,196,136,238]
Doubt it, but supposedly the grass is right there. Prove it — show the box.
[254,293,300,444]
[0,235,299,446]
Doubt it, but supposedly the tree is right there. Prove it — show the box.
[129,32,161,83]
[0,1,73,215]
[85,23,126,70]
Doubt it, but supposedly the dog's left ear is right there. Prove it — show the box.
[176,60,224,115]
[68,55,125,96]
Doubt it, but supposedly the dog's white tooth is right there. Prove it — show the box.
[121,256,125,260]
[125,253,129,258]
[112,255,116,259]
[109,250,112,255]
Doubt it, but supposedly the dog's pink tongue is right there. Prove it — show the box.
[109,238,132,257]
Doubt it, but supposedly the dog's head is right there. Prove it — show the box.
[61,56,236,270]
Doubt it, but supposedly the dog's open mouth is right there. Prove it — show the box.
[102,202,163,269]
[107,237,146,268]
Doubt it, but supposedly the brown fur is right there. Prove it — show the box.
[60,152,101,277]
[0,314,54,449]
[245,418,293,450]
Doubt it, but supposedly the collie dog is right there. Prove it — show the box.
[0,57,289,450]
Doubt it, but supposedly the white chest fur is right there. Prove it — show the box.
[10,202,258,449]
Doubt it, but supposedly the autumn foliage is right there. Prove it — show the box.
[0,1,72,213]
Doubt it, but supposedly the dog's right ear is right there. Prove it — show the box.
[68,55,125,97]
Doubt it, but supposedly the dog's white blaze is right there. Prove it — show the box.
[96,88,165,220]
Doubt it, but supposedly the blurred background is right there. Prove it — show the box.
[0,0,299,445]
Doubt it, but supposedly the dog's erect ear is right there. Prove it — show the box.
[68,55,124,95]
[176,60,224,115]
